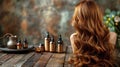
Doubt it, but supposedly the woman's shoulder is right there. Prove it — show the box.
[109,32,117,39]
[109,32,117,36]
[70,33,77,40]
[109,32,117,45]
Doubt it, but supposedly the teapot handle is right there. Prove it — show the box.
[0,33,14,39]
[0,33,14,47]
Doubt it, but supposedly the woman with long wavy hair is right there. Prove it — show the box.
[69,0,117,67]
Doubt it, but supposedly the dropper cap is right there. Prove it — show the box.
[58,35,63,44]
[59,35,62,41]
[24,38,28,44]
[46,32,50,38]
[39,43,44,46]
[51,36,54,42]
[17,38,21,43]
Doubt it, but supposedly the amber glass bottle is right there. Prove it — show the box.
[17,39,22,49]
[44,32,50,51]
[50,36,55,52]
[57,35,63,53]
[39,43,45,52]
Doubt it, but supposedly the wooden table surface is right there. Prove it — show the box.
[0,46,120,67]
[0,46,73,67]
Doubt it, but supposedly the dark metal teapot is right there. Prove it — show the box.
[0,33,17,49]
[7,35,17,49]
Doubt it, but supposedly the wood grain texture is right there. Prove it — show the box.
[0,54,15,65]
[1,54,24,67]
[46,53,65,67]
[0,46,76,67]
[0,53,7,59]
[46,46,67,67]
[34,52,53,67]
[21,53,42,67]
[14,52,35,67]
[64,46,73,67]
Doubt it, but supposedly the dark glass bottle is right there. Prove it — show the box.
[44,32,50,51]
[57,35,63,53]
[23,38,28,49]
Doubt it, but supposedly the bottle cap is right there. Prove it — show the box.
[24,38,28,44]
[58,35,63,44]
[17,38,21,43]
[59,35,62,41]
[51,36,54,42]
[39,43,44,46]
[46,32,50,38]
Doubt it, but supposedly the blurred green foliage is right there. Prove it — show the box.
[104,8,120,35]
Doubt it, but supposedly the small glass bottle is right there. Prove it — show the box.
[17,39,22,49]
[23,38,28,49]
[57,35,63,53]
[39,43,45,52]
[44,32,50,51]
[50,36,55,52]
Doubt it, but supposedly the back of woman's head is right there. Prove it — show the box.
[72,0,105,36]
[70,0,116,67]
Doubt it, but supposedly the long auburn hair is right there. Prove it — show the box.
[69,0,116,67]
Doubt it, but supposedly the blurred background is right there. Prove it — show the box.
[0,0,120,45]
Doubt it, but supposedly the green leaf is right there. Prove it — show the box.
[109,27,115,32]
[103,16,107,20]
[110,20,114,25]
[111,11,116,15]
[105,8,111,14]
[117,11,120,16]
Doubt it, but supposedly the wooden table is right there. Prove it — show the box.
[0,46,120,67]
[0,46,73,67]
